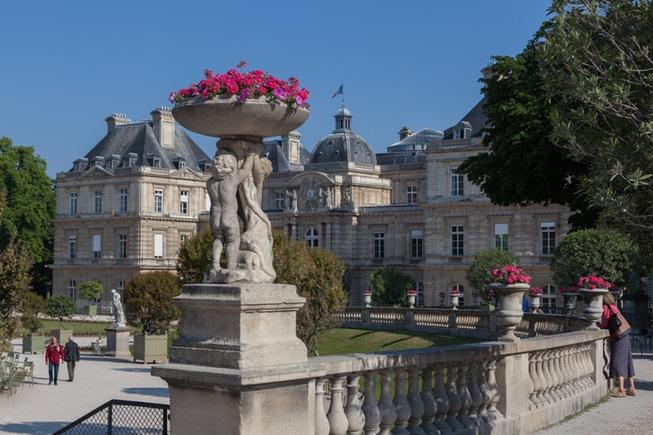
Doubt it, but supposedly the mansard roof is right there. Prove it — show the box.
[443,98,487,140]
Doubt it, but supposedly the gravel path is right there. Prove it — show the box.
[1,343,168,434]
[538,351,653,435]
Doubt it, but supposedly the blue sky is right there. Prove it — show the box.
[0,0,551,177]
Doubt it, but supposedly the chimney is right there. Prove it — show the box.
[151,107,175,148]
[399,126,412,140]
[105,113,130,133]
[282,130,302,165]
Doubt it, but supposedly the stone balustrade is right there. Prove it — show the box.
[337,307,589,340]
[308,329,607,434]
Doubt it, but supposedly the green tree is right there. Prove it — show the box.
[0,243,32,351]
[552,228,639,288]
[541,0,653,268]
[21,291,45,335]
[458,41,596,228]
[79,280,104,304]
[124,272,181,335]
[0,137,55,291]
[369,267,415,306]
[45,295,77,325]
[466,248,519,296]
[177,231,348,353]
[177,230,213,284]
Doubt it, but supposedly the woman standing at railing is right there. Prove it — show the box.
[598,293,636,398]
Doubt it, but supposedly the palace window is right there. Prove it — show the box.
[152,157,162,168]
[180,190,189,214]
[154,233,164,259]
[451,225,464,256]
[128,156,137,167]
[118,234,128,259]
[180,234,189,247]
[68,280,77,301]
[374,232,385,259]
[305,228,319,248]
[543,285,556,309]
[274,193,285,210]
[494,223,509,251]
[69,192,78,215]
[178,160,187,169]
[94,191,103,214]
[411,229,423,258]
[92,234,102,259]
[541,222,556,255]
[416,282,424,307]
[452,284,465,307]
[68,236,77,259]
[154,189,164,213]
[119,189,128,213]
[451,168,464,197]
[406,185,418,204]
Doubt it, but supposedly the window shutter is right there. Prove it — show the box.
[154,234,164,257]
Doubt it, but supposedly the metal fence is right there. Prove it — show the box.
[53,399,169,435]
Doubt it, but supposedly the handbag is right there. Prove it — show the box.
[607,304,622,335]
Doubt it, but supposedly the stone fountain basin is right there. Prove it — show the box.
[172,96,309,138]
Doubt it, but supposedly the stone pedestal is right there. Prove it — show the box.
[105,327,131,359]
[153,283,316,435]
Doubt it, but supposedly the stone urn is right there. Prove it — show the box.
[561,292,578,316]
[529,294,541,311]
[363,289,373,308]
[579,287,609,329]
[450,294,460,310]
[489,283,530,342]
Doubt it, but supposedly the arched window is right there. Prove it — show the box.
[452,284,465,307]
[305,228,319,248]
[68,280,77,301]
[542,285,556,309]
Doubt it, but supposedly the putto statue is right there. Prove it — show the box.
[111,289,126,327]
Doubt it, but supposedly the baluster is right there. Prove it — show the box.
[476,363,493,435]
[534,351,546,407]
[433,364,452,434]
[579,344,589,389]
[581,344,592,388]
[345,374,365,435]
[407,367,426,434]
[457,365,473,429]
[445,365,464,431]
[547,350,561,402]
[394,368,411,435]
[420,366,438,435]
[468,362,483,430]
[528,352,540,409]
[327,376,349,435]
[553,348,567,399]
[361,371,381,435]
[557,347,569,398]
[486,360,501,421]
[540,350,554,404]
[378,370,397,435]
[316,378,331,435]
[569,346,581,390]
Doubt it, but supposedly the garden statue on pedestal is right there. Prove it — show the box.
[111,289,126,328]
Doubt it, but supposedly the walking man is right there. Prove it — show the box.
[64,336,80,382]
[45,336,64,385]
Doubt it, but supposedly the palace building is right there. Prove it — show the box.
[51,100,570,311]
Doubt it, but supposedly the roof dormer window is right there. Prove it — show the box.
[177,160,187,169]
[152,157,161,168]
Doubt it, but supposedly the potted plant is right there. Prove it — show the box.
[559,286,579,316]
[449,288,461,310]
[363,288,373,308]
[406,288,417,308]
[21,292,46,353]
[45,295,76,343]
[529,287,543,312]
[79,280,103,316]
[577,274,611,329]
[488,264,531,341]
[124,271,181,364]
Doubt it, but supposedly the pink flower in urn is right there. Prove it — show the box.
[363,288,373,296]
[489,264,531,285]
[406,288,417,297]
[576,274,612,290]
[529,287,543,296]
[450,288,461,296]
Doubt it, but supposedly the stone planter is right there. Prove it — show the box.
[561,292,578,316]
[133,333,168,364]
[407,294,416,308]
[86,304,98,316]
[579,287,609,329]
[363,292,372,308]
[22,335,46,354]
[529,295,541,311]
[50,328,72,344]
[172,96,309,138]
[490,283,530,342]
[450,294,460,310]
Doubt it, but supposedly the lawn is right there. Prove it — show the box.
[314,328,479,356]
[35,320,137,336]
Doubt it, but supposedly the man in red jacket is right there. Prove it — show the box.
[45,336,64,385]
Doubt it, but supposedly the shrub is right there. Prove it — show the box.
[45,295,77,324]
[466,248,519,294]
[124,272,181,335]
[79,280,103,303]
[22,291,45,315]
[21,314,42,334]
[177,230,214,284]
[369,267,415,306]
[552,229,638,288]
